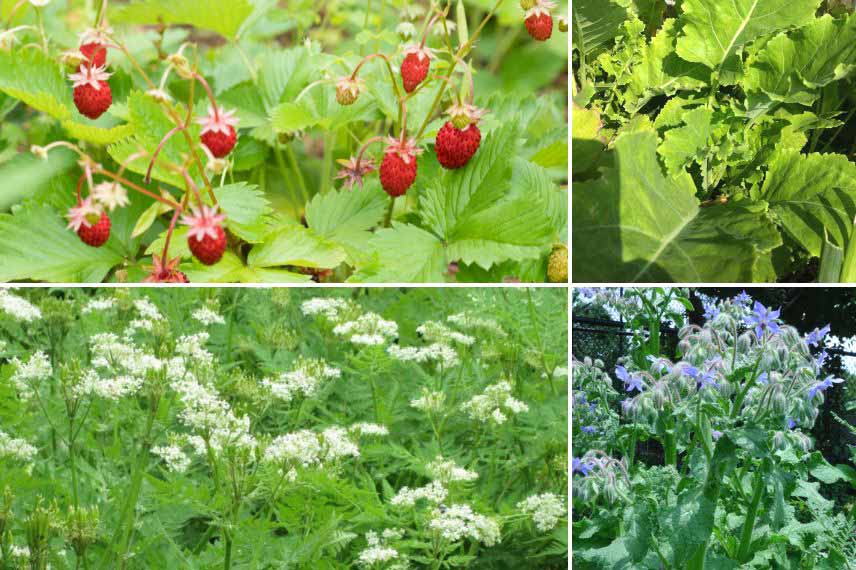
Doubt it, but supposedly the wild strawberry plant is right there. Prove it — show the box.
[572,0,856,283]
[0,0,568,284]
[572,288,856,568]
[0,287,568,569]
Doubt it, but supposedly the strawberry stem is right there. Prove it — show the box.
[145,125,186,184]
[354,135,385,168]
[94,0,109,29]
[193,73,220,121]
[350,53,402,102]
[95,168,182,209]
[419,8,447,50]
[161,206,183,262]
[75,173,87,204]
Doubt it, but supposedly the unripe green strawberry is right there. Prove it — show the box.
[547,244,568,283]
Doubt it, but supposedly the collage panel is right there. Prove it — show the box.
[571,0,856,283]
[0,0,568,284]
[0,286,569,568]
[571,288,856,567]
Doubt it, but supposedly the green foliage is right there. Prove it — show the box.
[573,0,856,282]
[0,287,568,569]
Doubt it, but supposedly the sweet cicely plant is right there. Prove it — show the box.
[573,289,856,569]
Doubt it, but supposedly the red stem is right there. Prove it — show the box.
[193,73,219,121]
[95,168,181,209]
[420,10,444,50]
[145,125,185,184]
[350,53,391,80]
[355,136,385,167]
[181,169,204,206]
[75,173,86,204]
[161,206,183,261]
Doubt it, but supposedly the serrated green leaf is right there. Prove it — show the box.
[247,224,345,269]
[573,129,782,281]
[110,0,255,39]
[270,101,318,133]
[62,121,134,146]
[304,185,387,259]
[0,204,122,283]
[745,14,856,105]
[572,0,628,62]
[212,183,272,243]
[760,150,856,256]
[350,223,447,283]
[657,107,714,174]
[676,0,821,72]
[0,49,71,120]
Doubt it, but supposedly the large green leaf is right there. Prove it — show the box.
[571,0,628,62]
[0,204,122,283]
[420,121,555,269]
[760,150,856,256]
[110,0,255,38]
[62,121,134,146]
[573,129,782,282]
[624,19,708,113]
[571,104,606,176]
[304,185,387,264]
[657,106,714,175]
[0,49,72,120]
[675,0,821,72]
[744,14,856,105]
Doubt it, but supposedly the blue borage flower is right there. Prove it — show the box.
[733,290,752,305]
[807,375,843,401]
[615,365,645,393]
[581,426,597,434]
[804,324,831,348]
[703,301,720,321]
[743,301,781,339]
[572,457,591,476]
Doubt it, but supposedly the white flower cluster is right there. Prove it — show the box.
[349,423,389,437]
[388,343,459,367]
[127,297,164,332]
[416,321,475,346]
[447,312,505,337]
[74,369,143,400]
[427,457,478,483]
[357,529,402,567]
[517,493,565,532]
[410,389,445,412]
[333,312,398,346]
[262,358,341,403]
[175,333,214,367]
[9,545,30,560]
[264,426,360,471]
[9,351,52,399]
[390,480,448,507]
[0,289,42,322]
[300,297,351,321]
[428,504,500,546]
[174,378,256,453]
[192,306,225,326]
[0,429,37,462]
[81,297,117,314]
[151,444,192,473]
[461,381,528,425]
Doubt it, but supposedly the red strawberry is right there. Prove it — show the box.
[197,107,240,158]
[69,64,113,120]
[182,205,227,265]
[524,1,556,41]
[79,42,107,67]
[379,137,423,197]
[401,47,433,93]
[201,127,237,158]
[77,212,111,247]
[435,103,486,169]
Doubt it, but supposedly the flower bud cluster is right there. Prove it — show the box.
[461,381,529,425]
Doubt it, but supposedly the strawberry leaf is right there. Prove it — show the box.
[0,49,72,121]
[110,0,256,39]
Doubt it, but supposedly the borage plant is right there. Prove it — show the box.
[572,0,856,283]
[572,289,856,568]
[0,287,568,569]
[0,0,568,284]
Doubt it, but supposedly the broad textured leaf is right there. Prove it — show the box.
[0,204,122,282]
[62,121,134,146]
[675,0,821,71]
[657,107,714,174]
[304,186,387,254]
[247,224,345,269]
[270,101,318,133]
[572,0,628,61]
[573,129,782,281]
[572,104,606,176]
[745,14,856,105]
[111,0,255,38]
[625,19,708,113]
[760,150,856,255]
[0,49,71,120]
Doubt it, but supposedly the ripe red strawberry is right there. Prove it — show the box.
[435,104,487,169]
[524,1,556,41]
[182,205,227,265]
[67,198,110,247]
[379,137,423,197]
[198,106,239,158]
[69,64,113,119]
[401,46,433,93]
[79,42,107,67]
